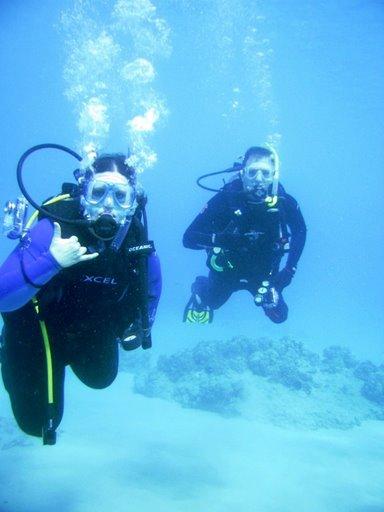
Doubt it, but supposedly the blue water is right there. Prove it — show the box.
[0,1,383,510]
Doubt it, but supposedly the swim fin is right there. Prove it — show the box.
[183,294,213,324]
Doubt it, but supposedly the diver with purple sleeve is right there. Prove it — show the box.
[0,145,162,444]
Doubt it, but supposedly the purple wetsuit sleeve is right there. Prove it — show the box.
[147,252,162,326]
[0,219,62,312]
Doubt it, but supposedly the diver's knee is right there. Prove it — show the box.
[85,377,116,390]
[72,365,118,389]
[191,275,209,294]
[15,418,44,438]
[266,310,288,323]
[263,299,288,323]
[11,405,63,438]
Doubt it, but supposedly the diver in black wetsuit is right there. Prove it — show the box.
[183,146,306,324]
[0,152,161,444]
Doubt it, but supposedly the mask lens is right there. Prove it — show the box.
[245,166,273,181]
[86,180,134,208]
[88,181,108,204]
[262,169,273,179]
[113,185,131,207]
[246,168,257,178]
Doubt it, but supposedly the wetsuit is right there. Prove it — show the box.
[183,179,306,323]
[0,198,161,437]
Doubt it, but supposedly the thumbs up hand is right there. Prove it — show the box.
[49,222,99,268]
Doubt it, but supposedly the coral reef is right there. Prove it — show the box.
[131,336,384,429]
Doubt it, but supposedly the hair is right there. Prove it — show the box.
[242,146,274,166]
[92,153,136,185]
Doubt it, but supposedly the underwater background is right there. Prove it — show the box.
[0,1,383,511]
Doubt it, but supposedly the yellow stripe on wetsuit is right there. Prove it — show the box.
[27,195,70,407]
[32,297,54,404]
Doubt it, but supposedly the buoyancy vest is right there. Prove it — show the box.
[3,197,146,339]
[207,181,290,275]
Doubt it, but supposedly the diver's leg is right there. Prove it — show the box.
[1,325,65,438]
[69,329,119,389]
[190,275,209,306]
[193,272,235,310]
[263,292,288,323]
[247,277,288,324]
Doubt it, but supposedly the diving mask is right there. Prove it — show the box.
[80,171,138,232]
[85,179,136,209]
[241,158,276,197]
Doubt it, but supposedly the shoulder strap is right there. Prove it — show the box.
[123,214,153,349]
[276,196,289,240]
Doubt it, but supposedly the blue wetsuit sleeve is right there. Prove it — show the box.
[0,218,62,312]
[183,192,229,249]
[147,252,162,327]
[284,194,307,269]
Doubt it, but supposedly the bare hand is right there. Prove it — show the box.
[49,222,99,268]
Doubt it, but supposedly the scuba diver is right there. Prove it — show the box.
[0,145,162,444]
[183,145,306,324]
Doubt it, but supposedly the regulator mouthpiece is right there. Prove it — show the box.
[92,214,119,239]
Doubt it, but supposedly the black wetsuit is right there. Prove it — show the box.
[183,179,306,322]
[0,199,161,437]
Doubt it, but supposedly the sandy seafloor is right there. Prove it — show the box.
[0,1,383,510]
[1,333,384,512]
